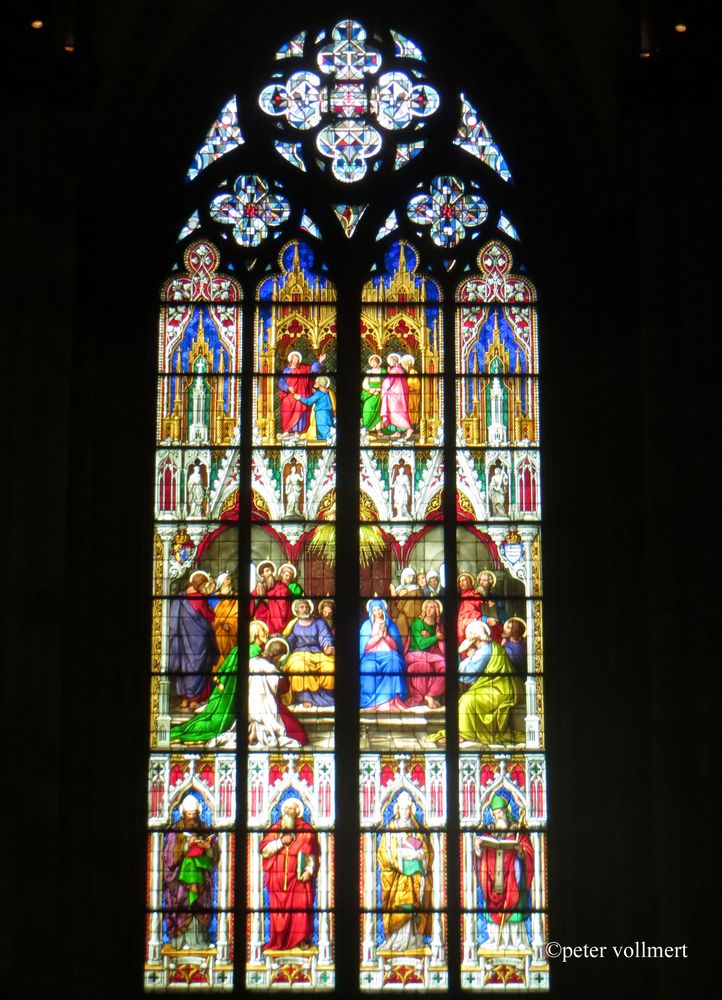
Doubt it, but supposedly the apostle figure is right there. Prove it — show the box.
[248,638,308,748]
[293,376,336,441]
[401,354,421,427]
[377,792,433,953]
[391,566,424,640]
[251,561,294,635]
[457,621,524,745]
[278,563,304,599]
[501,617,527,674]
[424,568,444,598]
[405,599,446,709]
[162,794,220,950]
[259,798,321,952]
[169,569,219,711]
[456,572,483,652]
[381,353,413,440]
[474,794,534,952]
[317,598,335,635]
[361,354,384,433]
[475,570,507,644]
[281,599,335,706]
[211,572,237,666]
[359,599,407,710]
[278,350,326,439]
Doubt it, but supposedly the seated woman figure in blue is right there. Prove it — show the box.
[359,598,407,710]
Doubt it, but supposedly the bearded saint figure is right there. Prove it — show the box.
[474,794,534,952]
[162,794,220,950]
[259,798,321,952]
[377,791,433,953]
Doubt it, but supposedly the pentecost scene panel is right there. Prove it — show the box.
[245,752,336,990]
[458,753,549,991]
[145,753,237,991]
[454,524,543,750]
[359,753,448,991]
[248,522,336,751]
[358,521,445,750]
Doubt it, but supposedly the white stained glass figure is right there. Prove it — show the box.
[187,97,244,181]
[317,19,382,80]
[454,94,512,182]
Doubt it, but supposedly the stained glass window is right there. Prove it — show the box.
[146,18,548,993]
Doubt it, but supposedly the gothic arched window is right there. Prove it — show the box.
[145,18,548,993]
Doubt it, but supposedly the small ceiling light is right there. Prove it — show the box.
[31,20,44,29]
[640,50,651,58]
[64,44,75,52]
[674,24,687,33]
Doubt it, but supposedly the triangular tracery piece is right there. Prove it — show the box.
[333,203,368,237]
[375,210,399,241]
[186,97,244,181]
[177,210,200,241]
[454,93,511,181]
[395,141,425,170]
[390,29,425,61]
[275,31,305,60]
[275,141,307,172]
[498,212,520,240]
[300,212,322,239]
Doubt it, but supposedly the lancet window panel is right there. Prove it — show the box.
[146,14,550,994]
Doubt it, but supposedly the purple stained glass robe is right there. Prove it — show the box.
[168,592,219,699]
